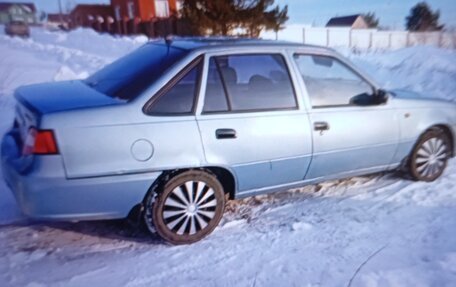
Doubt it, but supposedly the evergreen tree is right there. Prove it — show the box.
[362,12,379,28]
[182,0,288,37]
[239,0,288,37]
[181,0,237,36]
[406,2,443,31]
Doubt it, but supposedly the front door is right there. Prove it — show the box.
[293,54,399,180]
[196,53,312,193]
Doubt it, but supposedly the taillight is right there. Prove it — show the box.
[22,128,59,155]
[34,130,58,154]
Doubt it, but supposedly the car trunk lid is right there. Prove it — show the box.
[15,80,124,115]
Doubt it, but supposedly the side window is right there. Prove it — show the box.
[294,54,374,108]
[148,60,201,115]
[203,54,297,113]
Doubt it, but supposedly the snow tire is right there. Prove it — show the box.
[409,129,450,182]
[145,170,225,245]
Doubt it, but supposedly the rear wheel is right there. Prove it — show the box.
[144,170,225,245]
[409,129,450,182]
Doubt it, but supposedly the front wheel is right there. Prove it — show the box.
[409,129,450,182]
[144,170,226,245]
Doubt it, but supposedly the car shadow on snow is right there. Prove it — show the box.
[45,219,163,244]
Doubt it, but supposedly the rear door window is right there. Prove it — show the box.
[203,54,297,113]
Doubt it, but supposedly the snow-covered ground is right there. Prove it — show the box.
[0,27,455,287]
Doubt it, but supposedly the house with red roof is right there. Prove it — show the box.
[66,0,184,36]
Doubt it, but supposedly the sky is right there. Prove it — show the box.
[276,0,456,29]
[1,0,455,29]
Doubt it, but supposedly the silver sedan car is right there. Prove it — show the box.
[2,39,455,244]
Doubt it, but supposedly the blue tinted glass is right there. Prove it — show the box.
[149,61,201,114]
[294,54,373,107]
[85,43,188,100]
[210,54,297,111]
[203,58,229,113]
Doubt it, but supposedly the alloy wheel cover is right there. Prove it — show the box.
[162,180,217,236]
[415,137,448,178]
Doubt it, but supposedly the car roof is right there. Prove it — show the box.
[148,37,332,54]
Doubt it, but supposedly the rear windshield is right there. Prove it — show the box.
[84,43,188,100]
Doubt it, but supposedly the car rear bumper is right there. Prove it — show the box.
[1,131,160,221]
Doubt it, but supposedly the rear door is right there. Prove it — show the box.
[196,52,313,194]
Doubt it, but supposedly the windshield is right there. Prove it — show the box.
[84,43,188,100]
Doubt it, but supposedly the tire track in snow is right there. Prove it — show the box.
[0,35,109,79]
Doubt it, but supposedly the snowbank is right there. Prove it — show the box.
[30,27,148,61]
[345,46,456,103]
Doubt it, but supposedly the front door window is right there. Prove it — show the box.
[294,54,374,108]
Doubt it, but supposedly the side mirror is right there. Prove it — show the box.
[375,89,388,105]
[349,93,373,106]
[349,90,389,106]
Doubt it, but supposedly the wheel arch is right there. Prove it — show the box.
[204,166,237,200]
[143,166,237,202]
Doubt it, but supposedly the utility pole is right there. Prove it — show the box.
[58,0,63,25]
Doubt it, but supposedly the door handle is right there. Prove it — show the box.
[314,122,330,131]
[216,129,237,139]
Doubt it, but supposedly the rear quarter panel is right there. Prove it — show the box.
[42,105,205,179]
